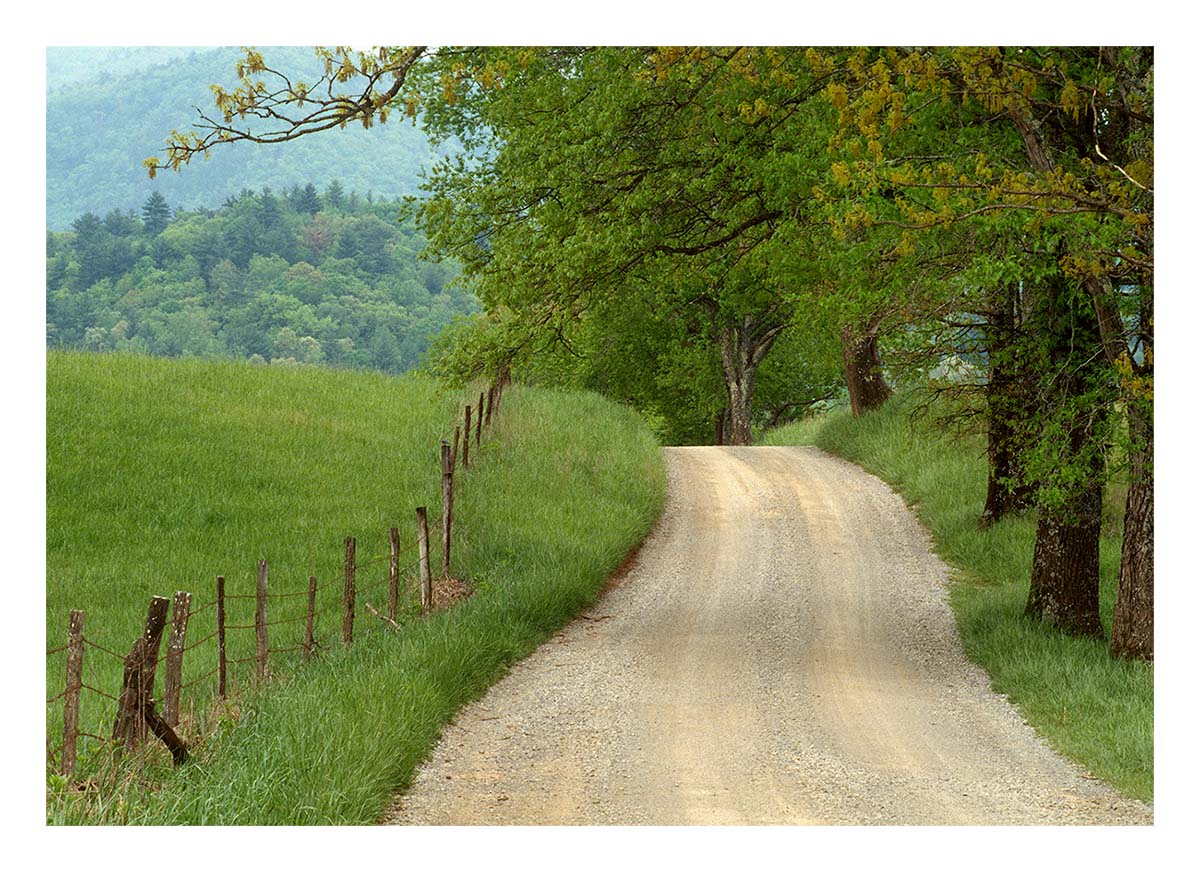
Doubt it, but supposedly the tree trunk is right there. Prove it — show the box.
[714,408,729,446]
[1023,270,1106,639]
[718,316,785,446]
[1026,476,1105,638]
[841,320,892,417]
[1111,399,1154,660]
[979,284,1037,527]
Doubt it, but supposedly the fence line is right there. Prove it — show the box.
[47,373,509,778]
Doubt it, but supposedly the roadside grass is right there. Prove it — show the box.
[761,395,1153,803]
[46,352,665,823]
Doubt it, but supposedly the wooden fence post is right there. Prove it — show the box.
[417,506,432,612]
[476,391,484,445]
[216,576,227,701]
[163,590,192,728]
[112,595,170,752]
[304,575,317,657]
[462,405,472,469]
[388,526,400,622]
[343,536,356,647]
[440,440,454,577]
[61,609,84,778]
[485,384,494,428]
[255,561,270,681]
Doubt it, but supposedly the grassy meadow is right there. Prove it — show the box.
[46,351,664,823]
[761,397,1153,802]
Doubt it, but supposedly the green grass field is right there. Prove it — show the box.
[46,351,664,823]
[761,396,1153,803]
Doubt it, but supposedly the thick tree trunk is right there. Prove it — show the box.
[1111,400,1154,660]
[1026,477,1105,638]
[841,321,892,417]
[726,374,755,445]
[718,316,785,446]
[979,285,1037,527]
[1023,270,1106,638]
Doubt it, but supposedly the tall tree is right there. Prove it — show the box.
[816,46,1152,650]
[141,191,172,236]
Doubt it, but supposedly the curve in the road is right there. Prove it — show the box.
[383,446,1151,825]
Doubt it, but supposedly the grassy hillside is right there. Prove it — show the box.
[46,351,665,823]
[761,397,1153,802]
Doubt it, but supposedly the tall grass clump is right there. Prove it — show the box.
[761,394,1152,802]
[47,352,664,823]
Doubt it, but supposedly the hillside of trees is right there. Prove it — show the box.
[45,184,476,372]
[46,46,455,230]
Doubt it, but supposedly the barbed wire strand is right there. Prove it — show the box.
[81,682,120,702]
[185,599,217,618]
[182,629,219,652]
[181,665,219,690]
[82,637,126,661]
[46,643,68,656]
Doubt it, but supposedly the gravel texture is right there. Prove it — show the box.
[382,446,1152,825]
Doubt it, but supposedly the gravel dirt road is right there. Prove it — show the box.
[383,446,1152,825]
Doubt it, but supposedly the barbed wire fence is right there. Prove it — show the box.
[46,371,510,780]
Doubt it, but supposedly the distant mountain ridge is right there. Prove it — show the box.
[46,46,451,230]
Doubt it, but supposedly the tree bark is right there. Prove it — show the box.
[1111,398,1154,660]
[1081,275,1154,662]
[1026,475,1105,638]
[1023,271,1106,638]
[718,316,785,445]
[841,319,892,417]
[979,284,1037,527]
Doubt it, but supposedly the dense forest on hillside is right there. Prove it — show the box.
[46,46,454,229]
[45,184,476,372]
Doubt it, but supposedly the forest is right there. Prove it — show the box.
[45,183,475,372]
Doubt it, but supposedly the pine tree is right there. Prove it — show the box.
[295,182,320,216]
[323,179,345,210]
[141,191,172,235]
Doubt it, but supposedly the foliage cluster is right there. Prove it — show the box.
[46,184,474,373]
[146,44,1154,657]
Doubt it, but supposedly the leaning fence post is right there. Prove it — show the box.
[255,561,270,681]
[417,506,432,612]
[462,405,472,469]
[305,575,317,657]
[440,440,454,577]
[112,596,169,752]
[216,576,227,701]
[61,609,84,777]
[343,536,356,647]
[163,590,192,728]
[485,384,494,428]
[476,391,484,445]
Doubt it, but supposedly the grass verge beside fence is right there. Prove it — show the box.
[761,396,1153,803]
[47,353,665,823]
